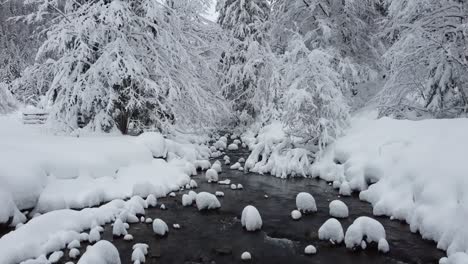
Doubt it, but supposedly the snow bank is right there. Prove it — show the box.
[241,205,262,231]
[78,240,120,264]
[314,113,468,256]
[318,218,344,244]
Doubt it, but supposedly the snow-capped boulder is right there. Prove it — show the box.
[123,234,133,241]
[230,162,241,170]
[378,238,389,253]
[318,218,344,244]
[160,204,166,210]
[205,169,219,182]
[190,179,198,189]
[195,160,211,170]
[145,218,153,224]
[211,162,222,173]
[237,184,243,189]
[188,191,197,201]
[89,227,101,243]
[131,247,145,263]
[214,140,227,150]
[440,252,468,264]
[329,200,349,218]
[219,179,231,185]
[152,219,169,236]
[182,194,193,206]
[169,192,176,197]
[112,219,127,237]
[291,210,302,220]
[69,248,80,259]
[296,192,317,213]
[225,159,231,165]
[241,205,262,231]
[173,224,180,229]
[215,191,224,197]
[304,245,317,255]
[219,136,228,143]
[77,241,120,264]
[195,192,221,210]
[67,240,81,249]
[238,157,245,163]
[228,144,238,150]
[233,139,241,145]
[223,155,230,161]
[241,251,251,261]
[230,184,237,190]
[238,166,244,171]
[339,182,352,196]
[48,251,63,263]
[344,217,387,250]
[332,181,341,189]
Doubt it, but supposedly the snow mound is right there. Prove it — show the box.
[78,240,121,264]
[152,219,169,236]
[48,251,63,263]
[68,240,81,249]
[329,200,349,218]
[230,184,237,190]
[211,163,222,173]
[241,251,251,261]
[205,169,219,182]
[123,234,133,241]
[230,162,241,170]
[195,192,221,210]
[215,191,225,197]
[112,219,127,237]
[296,192,317,213]
[69,248,80,259]
[189,179,198,189]
[339,182,351,196]
[440,252,468,264]
[291,210,302,220]
[131,247,146,263]
[304,245,317,255]
[241,205,262,231]
[135,132,167,158]
[228,144,238,150]
[344,216,387,250]
[237,184,243,189]
[318,218,344,244]
[146,194,157,207]
[182,194,194,206]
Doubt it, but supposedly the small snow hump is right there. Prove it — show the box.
[205,169,219,183]
[228,143,239,150]
[195,192,221,210]
[291,210,302,220]
[344,216,387,251]
[152,219,169,236]
[77,240,121,264]
[241,251,252,261]
[241,205,262,231]
[304,245,317,255]
[329,200,349,218]
[296,192,317,213]
[318,218,344,244]
[112,218,128,237]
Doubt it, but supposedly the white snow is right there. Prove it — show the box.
[112,219,127,237]
[218,179,231,185]
[78,240,121,264]
[318,218,344,244]
[123,234,133,241]
[291,210,302,220]
[145,218,153,224]
[182,194,194,206]
[69,248,80,259]
[230,162,241,170]
[211,162,222,173]
[146,194,157,207]
[230,184,237,190]
[296,192,317,213]
[338,182,351,196]
[237,184,243,189]
[89,227,101,243]
[169,192,176,197]
[132,243,148,255]
[241,205,262,231]
[215,191,225,197]
[48,251,63,263]
[241,251,251,261]
[68,240,81,249]
[304,245,317,255]
[329,200,349,218]
[189,179,198,189]
[205,169,219,182]
[440,252,468,264]
[152,219,169,236]
[228,143,238,150]
[344,216,387,249]
[131,248,145,263]
[195,192,221,210]
[378,238,390,253]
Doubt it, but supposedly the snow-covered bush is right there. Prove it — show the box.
[241,205,262,231]
[318,218,344,244]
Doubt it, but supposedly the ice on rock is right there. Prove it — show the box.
[211,163,222,173]
[205,169,219,183]
[230,162,241,170]
[318,218,344,244]
[123,234,134,241]
[241,205,262,231]
[145,218,153,223]
[169,192,176,197]
[69,248,80,259]
[68,240,81,249]
[378,238,389,253]
[146,194,157,207]
[291,210,302,220]
[195,192,221,210]
[230,184,237,190]
[89,227,101,243]
[304,245,317,255]
[48,251,63,263]
[344,217,387,250]
[296,192,317,213]
[329,200,349,218]
[131,247,145,263]
[237,184,243,189]
[339,182,351,196]
[182,194,194,206]
[189,179,198,189]
[78,241,120,264]
[112,219,127,237]
[228,144,239,150]
[152,219,169,236]
[241,251,252,261]
[215,191,225,197]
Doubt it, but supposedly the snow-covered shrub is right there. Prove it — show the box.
[318,218,344,244]
[241,205,262,231]
[295,192,317,213]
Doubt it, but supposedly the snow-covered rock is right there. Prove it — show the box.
[194,160,211,170]
[318,218,344,244]
[215,191,225,197]
[233,139,241,145]
[230,162,241,170]
[291,210,302,220]
[238,157,245,163]
[205,169,219,182]
[182,194,194,206]
[89,227,101,243]
[214,140,227,150]
[48,251,63,263]
[304,245,317,255]
[241,205,262,231]
[78,241,121,264]
[169,192,176,197]
[69,248,80,259]
[238,166,244,171]
[378,238,389,253]
[332,180,341,189]
[123,234,133,241]
[160,204,166,210]
[440,252,468,264]
[188,191,197,201]
[228,144,239,150]
[68,240,81,249]
[296,192,317,213]
[241,251,251,261]
[339,182,351,196]
[224,159,231,165]
[80,233,89,242]
[218,179,231,185]
[131,247,146,263]
[237,184,243,189]
[173,224,181,229]
[195,192,221,210]
[211,163,222,173]
[145,218,153,224]
[230,184,237,190]
[112,219,127,237]
[152,219,169,236]
[223,155,230,161]
[329,200,349,218]
[189,179,198,189]
[344,217,387,250]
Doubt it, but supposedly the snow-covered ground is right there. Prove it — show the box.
[243,110,468,259]
[0,112,211,228]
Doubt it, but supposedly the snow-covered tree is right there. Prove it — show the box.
[378,0,468,118]
[217,0,275,122]
[18,0,230,133]
[0,82,18,114]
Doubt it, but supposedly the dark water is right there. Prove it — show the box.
[6,146,445,264]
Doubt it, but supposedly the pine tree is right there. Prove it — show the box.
[217,0,274,123]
